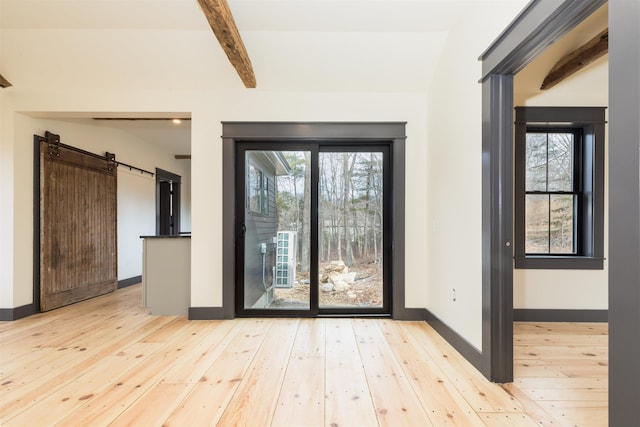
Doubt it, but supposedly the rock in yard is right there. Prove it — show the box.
[321,283,334,292]
[330,272,356,284]
[325,260,348,274]
[333,280,350,292]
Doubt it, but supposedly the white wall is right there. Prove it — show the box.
[0,92,16,308]
[189,91,431,308]
[0,88,427,311]
[0,1,538,357]
[1,110,191,308]
[513,53,608,310]
[426,1,529,350]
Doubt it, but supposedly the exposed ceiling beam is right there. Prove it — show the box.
[540,28,608,90]
[92,117,190,121]
[197,0,256,88]
[0,74,12,88]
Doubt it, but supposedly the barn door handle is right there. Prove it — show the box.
[239,222,246,238]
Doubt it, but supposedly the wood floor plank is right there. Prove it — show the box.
[0,286,609,426]
[512,321,609,427]
[500,383,566,426]
[479,412,541,426]
[53,321,226,426]
[378,319,485,426]
[271,318,326,427]
[0,286,143,346]
[514,322,607,335]
[514,345,607,360]
[513,361,572,379]
[514,376,606,390]
[4,376,107,426]
[537,401,608,426]
[111,321,240,426]
[517,388,608,402]
[537,400,609,409]
[400,322,522,413]
[216,318,299,427]
[163,318,273,426]
[1,316,175,421]
[514,358,608,378]
[324,318,379,427]
[107,383,193,427]
[158,319,237,384]
[1,300,148,359]
[9,339,168,425]
[352,319,433,426]
[513,333,608,346]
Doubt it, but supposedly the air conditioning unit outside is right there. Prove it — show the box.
[275,231,297,288]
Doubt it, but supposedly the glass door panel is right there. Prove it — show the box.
[243,150,311,311]
[318,151,385,310]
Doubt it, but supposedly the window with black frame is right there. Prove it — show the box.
[248,163,268,215]
[514,107,605,269]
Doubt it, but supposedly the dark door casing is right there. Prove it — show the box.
[156,168,181,236]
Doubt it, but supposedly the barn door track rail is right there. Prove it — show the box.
[38,130,154,177]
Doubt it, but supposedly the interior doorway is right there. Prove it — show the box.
[156,168,181,236]
[236,142,391,317]
[478,0,607,382]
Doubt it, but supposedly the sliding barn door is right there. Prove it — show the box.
[39,135,118,311]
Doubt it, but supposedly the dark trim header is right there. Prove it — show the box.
[479,0,606,81]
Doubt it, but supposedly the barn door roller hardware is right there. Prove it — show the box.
[38,130,155,177]
[105,152,117,172]
[45,131,61,157]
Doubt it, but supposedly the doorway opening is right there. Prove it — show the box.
[478,0,607,382]
[236,143,390,316]
[156,168,181,236]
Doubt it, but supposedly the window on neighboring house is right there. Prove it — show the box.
[248,163,268,215]
[514,107,605,269]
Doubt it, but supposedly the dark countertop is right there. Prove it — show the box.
[140,234,191,239]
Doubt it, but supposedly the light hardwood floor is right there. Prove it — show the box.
[0,285,607,426]
[509,322,608,426]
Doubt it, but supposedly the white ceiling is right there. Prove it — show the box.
[1,0,490,154]
[0,0,478,93]
[1,0,606,154]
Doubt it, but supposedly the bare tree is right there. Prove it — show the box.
[300,152,311,272]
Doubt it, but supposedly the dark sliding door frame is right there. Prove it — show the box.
[235,141,392,317]
[235,141,320,318]
[317,143,392,317]
[222,122,409,320]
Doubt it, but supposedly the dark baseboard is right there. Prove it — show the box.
[118,275,142,289]
[424,308,483,371]
[0,303,38,321]
[514,309,608,322]
[394,307,428,321]
[189,307,226,320]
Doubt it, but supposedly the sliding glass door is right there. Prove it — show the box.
[236,143,389,316]
[318,150,387,312]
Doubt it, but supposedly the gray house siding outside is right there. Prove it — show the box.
[244,154,279,308]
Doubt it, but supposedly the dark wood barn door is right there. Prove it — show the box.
[38,133,118,311]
